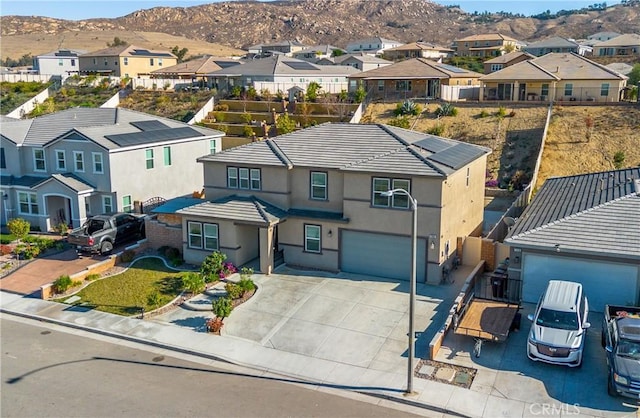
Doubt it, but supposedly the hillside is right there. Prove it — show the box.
[2,0,640,59]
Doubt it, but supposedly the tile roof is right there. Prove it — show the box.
[349,58,481,80]
[0,108,222,149]
[151,56,242,76]
[177,195,287,226]
[532,52,627,80]
[505,168,640,258]
[207,54,359,77]
[293,45,343,55]
[35,173,95,193]
[153,197,212,214]
[594,33,640,47]
[198,123,490,177]
[81,45,176,58]
[0,175,45,188]
[454,33,518,42]
[384,42,453,52]
[479,60,560,81]
[484,51,534,64]
[523,37,579,49]
[38,49,87,58]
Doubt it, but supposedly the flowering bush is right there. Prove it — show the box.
[485,179,499,187]
[219,261,237,279]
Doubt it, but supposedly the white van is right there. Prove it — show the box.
[527,280,590,367]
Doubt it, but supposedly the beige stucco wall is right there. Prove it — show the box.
[110,138,212,212]
[235,224,260,266]
[555,79,626,103]
[289,167,343,212]
[79,56,177,78]
[278,218,340,271]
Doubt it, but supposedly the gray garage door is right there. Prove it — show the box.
[340,230,426,281]
[522,254,639,312]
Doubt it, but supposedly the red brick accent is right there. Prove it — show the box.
[456,237,463,264]
[481,238,496,271]
[145,218,182,251]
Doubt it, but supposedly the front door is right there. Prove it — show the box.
[519,83,527,101]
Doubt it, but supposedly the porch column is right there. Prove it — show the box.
[479,83,485,102]
[513,81,519,101]
[259,224,274,275]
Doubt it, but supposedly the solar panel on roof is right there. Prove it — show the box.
[414,136,453,153]
[284,61,319,70]
[130,120,169,131]
[429,144,486,169]
[131,49,174,57]
[55,51,77,57]
[436,63,468,73]
[216,61,241,68]
[105,126,204,147]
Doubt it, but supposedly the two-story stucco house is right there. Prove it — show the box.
[79,45,178,78]
[170,123,490,284]
[33,49,86,76]
[345,37,404,56]
[522,37,591,57]
[593,33,640,57]
[0,108,222,231]
[452,33,521,58]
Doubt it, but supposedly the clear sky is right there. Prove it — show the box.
[0,0,623,20]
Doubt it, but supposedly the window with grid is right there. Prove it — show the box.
[209,139,217,155]
[564,84,573,97]
[145,149,154,169]
[304,224,321,253]
[227,167,238,188]
[203,223,219,251]
[310,171,327,200]
[103,196,113,213]
[92,152,103,174]
[122,195,132,213]
[18,192,38,215]
[250,169,261,190]
[541,84,549,97]
[73,151,84,172]
[372,178,410,209]
[33,149,46,172]
[188,221,203,249]
[395,80,412,91]
[239,168,250,189]
[600,83,610,97]
[55,150,66,170]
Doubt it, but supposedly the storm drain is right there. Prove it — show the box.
[415,359,476,389]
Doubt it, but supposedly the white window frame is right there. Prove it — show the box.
[250,169,261,190]
[239,168,250,189]
[73,151,84,172]
[310,171,327,200]
[33,148,46,172]
[304,224,321,253]
[123,57,128,66]
[203,223,219,251]
[145,149,154,170]
[564,83,573,97]
[372,177,410,209]
[55,149,66,171]
[227,167,238,188]
[600,83,610,97]
[102,196,113,214]
[490,64,503,72]
[92,152,104,174]
[122,195,132,213]
[18,191,39,215]
[188,221,203,249]
[209,139,217,155]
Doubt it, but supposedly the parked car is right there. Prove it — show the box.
[602,304,640,398]
[527,280,591,367]
[67,213,146,255]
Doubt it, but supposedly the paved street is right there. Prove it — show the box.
[1,316,422,418]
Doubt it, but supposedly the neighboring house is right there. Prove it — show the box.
[150,55,242,80]
[345,37,404,55]
[522,37,591,57]
[329,53,393,72]
[0,108,223,231]
[479,52,628,102]
[504,168,640,311]
[78,45,178,78]
[207,55,359,97]
[483,51,534,74]
[382,42,454,61]
[33,49,86,76]
[246,41,308,57]
[587,31,621,42]
[292,45,344,63]
[166,123,489,282]
[593,33,640,57]
[606,62,634,76]
[348,58,482,100]
[452,33,521,57]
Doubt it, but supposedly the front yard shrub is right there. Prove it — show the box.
[435,103,458,117]
[17,244,40,259]
[240,267,254,280]
[220,262,237,279]
[387,116,410,129]
[238,278,256,295]
[394,100,421,116]
[201,250,226,282]
[182,271,205,295]
[53,275,73,294]
[54,222,69,235]
[7,218,30,242]
[212,296,233,320]
[86,273,101,281]
[120,249,136,263]
[214,104,229,111]
[497,106,507,117]
[213,111,226,122]
[225,282,243,299]
[240,112,252,124]
[479,109,489,118]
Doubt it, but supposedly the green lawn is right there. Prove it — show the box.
[71,257,185,316]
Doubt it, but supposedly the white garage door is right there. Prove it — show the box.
[341,230,426,281]
[522,254,639,312]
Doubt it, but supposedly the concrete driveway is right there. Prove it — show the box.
[436,303,639,417]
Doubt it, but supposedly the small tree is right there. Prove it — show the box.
[353,85,366,103]
[7,218,30,243]
[171,46,189,63]
[182,272,206,295]
[306,81,322,102]
[212,297,233,320]
[276,113,296,134]
[613,151,626,169]
[107,37,128,47]
[200,251,227,283]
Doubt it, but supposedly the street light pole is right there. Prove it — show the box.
[381,188,417,395]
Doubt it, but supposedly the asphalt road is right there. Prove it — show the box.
[0,316,422,418]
